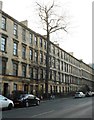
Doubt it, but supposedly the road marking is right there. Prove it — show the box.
[31,110,55,118]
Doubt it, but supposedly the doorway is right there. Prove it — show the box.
[3,83,9,97]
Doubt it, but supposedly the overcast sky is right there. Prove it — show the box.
[1,0,93,64]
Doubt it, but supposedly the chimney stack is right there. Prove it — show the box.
[54,41,59,47]
[20,20,28,27]
[69,52,74,56]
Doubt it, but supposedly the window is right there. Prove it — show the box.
[30,49,33,60]
[2,60,6,75]
[40,69,43,79]
[62,74,64,83]
[58,60,60,70]
[44,41,47,49]
[61,61,63,70]
[22,28,26,41]
[13,23,18,37]
[30,67,33,79]
[30,33,33,44]
[13,42,18,56]
[54,71,56,81]
[61,51,64,59]
[52,70,55,80]
[58,72,61,82]
[43,69,46,79]
[22,64,26,77]
[35,69,38,80]
[64,63,66,72]
[53,46,55,54]
[34,36,37,46]
[44,53,46,64]
[22,46,26,59]
[57,49,59,57]
[1,36,7,52]
[53,57,56,68]
[50,70,52,80]
[40,52,43,63]
[1,16,6,30]
[13,63,18,76]
[33,68,38,79]
[14,83,17,91]
[49,56,52,67]
[40,84,43,94]
[34,50,38,63]
[40,38,42,47]
[59,86,61,93]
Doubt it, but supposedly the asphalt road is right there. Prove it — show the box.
[2,97,93,119]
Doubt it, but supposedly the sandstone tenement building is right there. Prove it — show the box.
[0,5,94,97]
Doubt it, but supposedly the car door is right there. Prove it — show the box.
[0,96,4,108]
[27,95,35,105]
[0,96,8,108]
[29,95,34,105]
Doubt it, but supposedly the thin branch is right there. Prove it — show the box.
[50,26,67,33]
[47,1,54,13]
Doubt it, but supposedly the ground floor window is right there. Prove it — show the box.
[13,83,17,91]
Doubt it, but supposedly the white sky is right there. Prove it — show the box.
[1,0,93,64]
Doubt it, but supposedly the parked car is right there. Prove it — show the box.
[0,95,14,110]
[85,91,93,97]
[91,92,94,96]
[12,94,40,107]
[74,92,85,98]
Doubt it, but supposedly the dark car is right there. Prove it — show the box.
[13,94,40,107]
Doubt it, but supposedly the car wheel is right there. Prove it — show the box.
[36,100,40,106]
[8,103,13,110]
[25,101,29,107]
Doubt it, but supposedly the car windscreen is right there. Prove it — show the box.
[75,92,80,94]
[19,94,27,99]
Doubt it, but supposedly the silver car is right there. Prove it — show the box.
[0,95,14,110]
[74,92,85,98]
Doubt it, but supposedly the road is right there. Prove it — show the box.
[2,97,93,119]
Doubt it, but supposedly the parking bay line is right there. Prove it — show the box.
[31,110,55,118]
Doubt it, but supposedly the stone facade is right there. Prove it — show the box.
[0,10,94,98]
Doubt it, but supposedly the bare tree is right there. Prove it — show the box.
[36,1,69,98]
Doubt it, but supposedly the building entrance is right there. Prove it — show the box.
[3,83,8,97]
